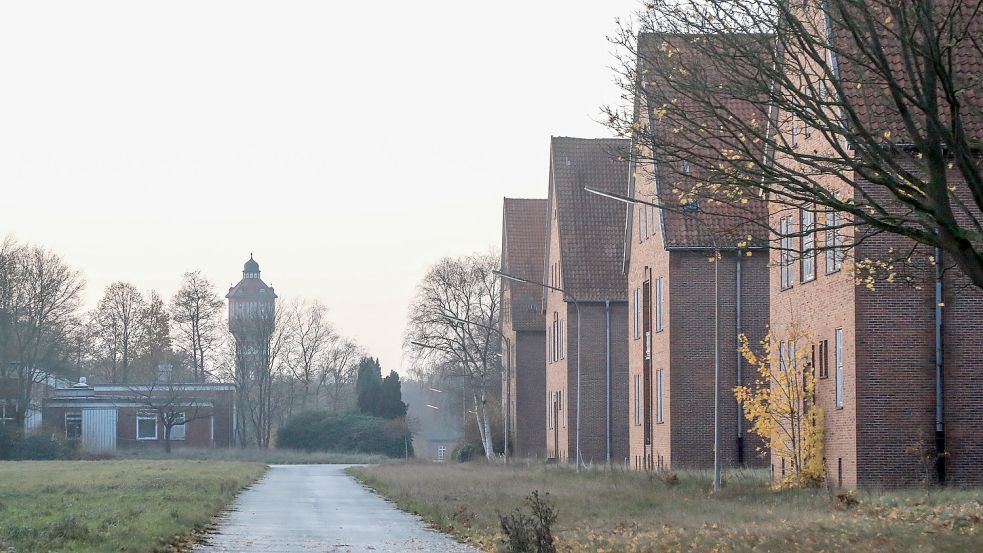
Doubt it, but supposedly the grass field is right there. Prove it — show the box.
[0,460,266,553]
[350,462,983,552]
[106,446,386,465]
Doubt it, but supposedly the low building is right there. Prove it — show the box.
[500,197,548,458]
[43,378,235,451]
[544,137,631,465]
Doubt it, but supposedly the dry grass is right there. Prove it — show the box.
[106,446,386,465]
[0,460,266,553]
[350,461,983,552]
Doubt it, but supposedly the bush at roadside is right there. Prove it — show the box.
[276,411,413,458]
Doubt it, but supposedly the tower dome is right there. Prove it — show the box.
[243,254,260,278]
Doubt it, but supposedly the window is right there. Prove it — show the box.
[655,277,664,332]
[137,411,158,440]
[171,412,187,441]
[835,328,844,408]
[780,216,794,289]
[642,206,652,240]
[682,161,690,174]
[0,401,15,423]
[65,412,82,440]
[559,319,565,360]
[791,119,798,146]
[437,446,447,462]
[656,368,665,424]
[818,339,830,379]
[779,341,787,373]
[633,288,641,339]
[800,208,816,282]
[559,391,564,428]
[638,206,644,243]
[634,374,642,426]
[826,198,843,273]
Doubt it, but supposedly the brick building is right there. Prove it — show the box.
[42,378,235,451]
[767,10,983,487]
[500,197,548,458]
[620,33,771,472]
[543,137,630,465]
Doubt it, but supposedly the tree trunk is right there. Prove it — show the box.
[164,424,172,454]
[474,389,495,460]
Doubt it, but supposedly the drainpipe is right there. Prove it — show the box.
[934,247,946,484]
[605,299,612,464]
[736,251,744,466]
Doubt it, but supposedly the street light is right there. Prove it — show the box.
[492,269,585,472]
[584,186,723,492]
[441,314,513,463]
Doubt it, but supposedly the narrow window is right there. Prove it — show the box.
[826,202,843,273]
[682,161,690,174]
[171,412,187,441]
[559,319,565,360]
[137,411,158,440]
[655,277,664,332]
[656,368,665,424]
[633,288,641,339]
[779,341,787,373]
[437,446,447,462]
[780,216,794,289]
[65,412,82,440]
[838,457,843,487]
[835,328,844,408]
[801,208,816,281]
[644,204,650,239]
[634,374,641,426]
[638,206,644,243]
[791,119,798,146]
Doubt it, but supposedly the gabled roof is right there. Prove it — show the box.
[629,33,769,252]
[547,137,630,301]
[502,198,548,331]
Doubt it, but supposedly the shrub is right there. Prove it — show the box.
[498,491,558,553]
[276,411,413,458]
[453,443,478,463]
[0,425,65,460]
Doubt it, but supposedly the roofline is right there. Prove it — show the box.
[665,245,768,252]
[78,384,235,392]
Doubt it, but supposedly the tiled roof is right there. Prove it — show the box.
[834,3,983,142]
[502,198,548,331]
[549,137,630,301]
[226,277,277,299]
[636,33,769,249]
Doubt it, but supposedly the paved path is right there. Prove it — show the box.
[196,464,479,553]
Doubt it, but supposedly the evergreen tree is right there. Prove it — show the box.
[378,370,408,419]
[355,357,382,416]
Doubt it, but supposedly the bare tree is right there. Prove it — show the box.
[0,238,84,425]
[405,252,501,460]
[606,1,983,287]
[170,271,224,382]
[285,299,335,410]
[318,336,361,412]
[92,282,146,383]
[129,367,212,454]
[230,304,288,448]
[135,290,172,381]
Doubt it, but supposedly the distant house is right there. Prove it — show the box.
[42,378,235,451]
[544,137,631,465]
[1,372,72,431]
[500,197,548,458]
[421,435,458,463]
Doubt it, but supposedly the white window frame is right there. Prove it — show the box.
[633,288,641,339]
[656,368,665,424]
[559,319,565,360]
[637,206,644,243]
[137,411,158,441]
[780,216,794,289]
[65,412,82,440]
[634,374,642,426]
[437,445,447,462]
[170,412,187,441]
[655,277,664,332]
[0,401,15,423]
[801,208,816,282]
[835,328,844,409]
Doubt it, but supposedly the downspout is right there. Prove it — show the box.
[736,250,744,466]
[934,247,946,484]
[605,299,612,464]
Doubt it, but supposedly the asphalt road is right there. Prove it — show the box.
[196,464,479,553]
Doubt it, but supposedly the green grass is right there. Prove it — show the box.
[0,460,266,553]
[105,446,387,465]
[350,461,983,552]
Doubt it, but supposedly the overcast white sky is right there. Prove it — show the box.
[0,1,640,374]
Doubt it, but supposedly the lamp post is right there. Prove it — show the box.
[584,186,722,492]
[493,269,584,472]
[442,314,512,463]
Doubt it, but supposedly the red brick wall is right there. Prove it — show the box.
[512,329,547,458]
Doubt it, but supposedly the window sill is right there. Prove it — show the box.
[136,437,158,441]
[801,275,816,284]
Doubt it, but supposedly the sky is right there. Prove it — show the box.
[0,0,640,374]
